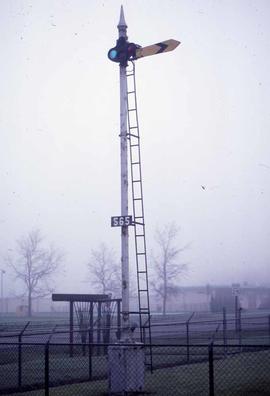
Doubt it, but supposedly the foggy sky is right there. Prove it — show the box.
[0,0,269,297]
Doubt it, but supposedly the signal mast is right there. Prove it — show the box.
[108,6,180,394]
[109,5,180,341]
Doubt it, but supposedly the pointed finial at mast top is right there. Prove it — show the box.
[118,5,127,38]
[118,5,127,28]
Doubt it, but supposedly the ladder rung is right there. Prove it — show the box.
[129,126,138,130]
[135,222,144,226]
[130,144,139,147]
[128,133,139,138]
[132,180,141,183]
[139,289,148,292]
[133,197,142,201]
[135,216,143,218]
[138,270,147,273]
[128,108,136,112]
[135,234,144,237]
[137,253,146,256]
[127,90,135,94]
[131,162,140,165]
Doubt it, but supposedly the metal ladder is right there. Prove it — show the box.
[126,62,152,367]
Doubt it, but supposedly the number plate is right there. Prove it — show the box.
[111,216,133,227]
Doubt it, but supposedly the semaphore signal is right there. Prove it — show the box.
[108,6,180,393]
[108,5,180,342]
[108,37,180,66]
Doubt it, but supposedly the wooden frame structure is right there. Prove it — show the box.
[52,294,121,355]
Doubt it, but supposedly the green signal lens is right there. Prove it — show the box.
[109,49,118,60]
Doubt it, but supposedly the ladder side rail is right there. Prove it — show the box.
[126,64,144,337]
[129,68,152,346]
[127,67,146,302]
[126,65,146,339]
[126,63,152,355]
[127,64,143,340]
[129,65,152,327]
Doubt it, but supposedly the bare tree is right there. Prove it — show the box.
[7,229,63,317]
[86,244,121,296]
[151,223,188,315]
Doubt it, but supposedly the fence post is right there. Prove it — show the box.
[268,315,270,344]
[234,295,239,332]
[208,342,214,396]
[186,321,190,363]
[88,331,92,381]
[117,300,121,340]
[18,321,30,388]
[238,308,242,351]
[45,342,49,396]
[18,334,22,388]
[97,301,102,355]
[69,301,74,358]
[186,312,195,363]
[142,326,146,344]
[222,307,227,356]
[211,324,220,345]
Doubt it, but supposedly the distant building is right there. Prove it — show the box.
[149,286,211,313]
[149,285,270,313]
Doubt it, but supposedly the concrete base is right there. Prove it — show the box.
[108,343,145,395]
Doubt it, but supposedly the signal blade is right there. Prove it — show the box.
[136,39,180,59]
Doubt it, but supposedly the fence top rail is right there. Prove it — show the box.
[149,313,270,328]
[0,341,269,348]
[1,320,266,336]
[0,324,124,338]
[151,318,224,327]
[0,311,269,335]
[151,321,187,327]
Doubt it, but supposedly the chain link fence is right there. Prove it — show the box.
[0,342,269,395]
[211,344,270,395]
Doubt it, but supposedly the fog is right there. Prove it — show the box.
[0,0,269,297]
